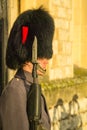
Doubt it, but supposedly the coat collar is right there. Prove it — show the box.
[15,68,33,84]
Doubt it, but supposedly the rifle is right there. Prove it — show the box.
[27,36,41,130]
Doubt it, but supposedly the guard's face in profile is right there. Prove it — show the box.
[37,58,49,76]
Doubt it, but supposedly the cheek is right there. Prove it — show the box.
[40,63,47,69]
[38,59,49,69]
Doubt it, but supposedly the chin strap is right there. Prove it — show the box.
[24,62,46,75]
[37,64,46,74]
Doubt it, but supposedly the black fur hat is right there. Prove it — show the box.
[6,6,55,70]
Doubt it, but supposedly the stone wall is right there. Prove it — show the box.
[49,97,87,130]
[42,78,87,130]
[48,0,73,80]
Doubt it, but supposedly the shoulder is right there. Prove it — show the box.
[1,77,27,100]
[0,77,28,115]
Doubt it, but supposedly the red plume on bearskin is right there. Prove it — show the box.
[22,26,29,44]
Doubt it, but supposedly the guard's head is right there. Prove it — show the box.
[6,6,55,70]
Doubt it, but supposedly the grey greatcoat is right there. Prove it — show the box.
[0,69,51,130]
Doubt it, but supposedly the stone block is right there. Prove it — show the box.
[56,55,67,66]
[58,42,72,55]
[52,0,61,6]
[66,56,72,65]
[58,29,70,41]
[64,66,73,77]
[53,40,58,55]
[65,42,72,55]
[55,18,69,30]
[52,0,72,9]
[61,0,72,9]
[58,7,67,18]
[49,68,64,80]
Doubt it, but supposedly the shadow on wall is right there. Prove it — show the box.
[51,94,82,130]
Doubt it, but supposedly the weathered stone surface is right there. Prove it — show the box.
[49,97,87,130]
[48,0,73,80]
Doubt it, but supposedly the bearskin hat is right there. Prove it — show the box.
[6,6,55,70]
